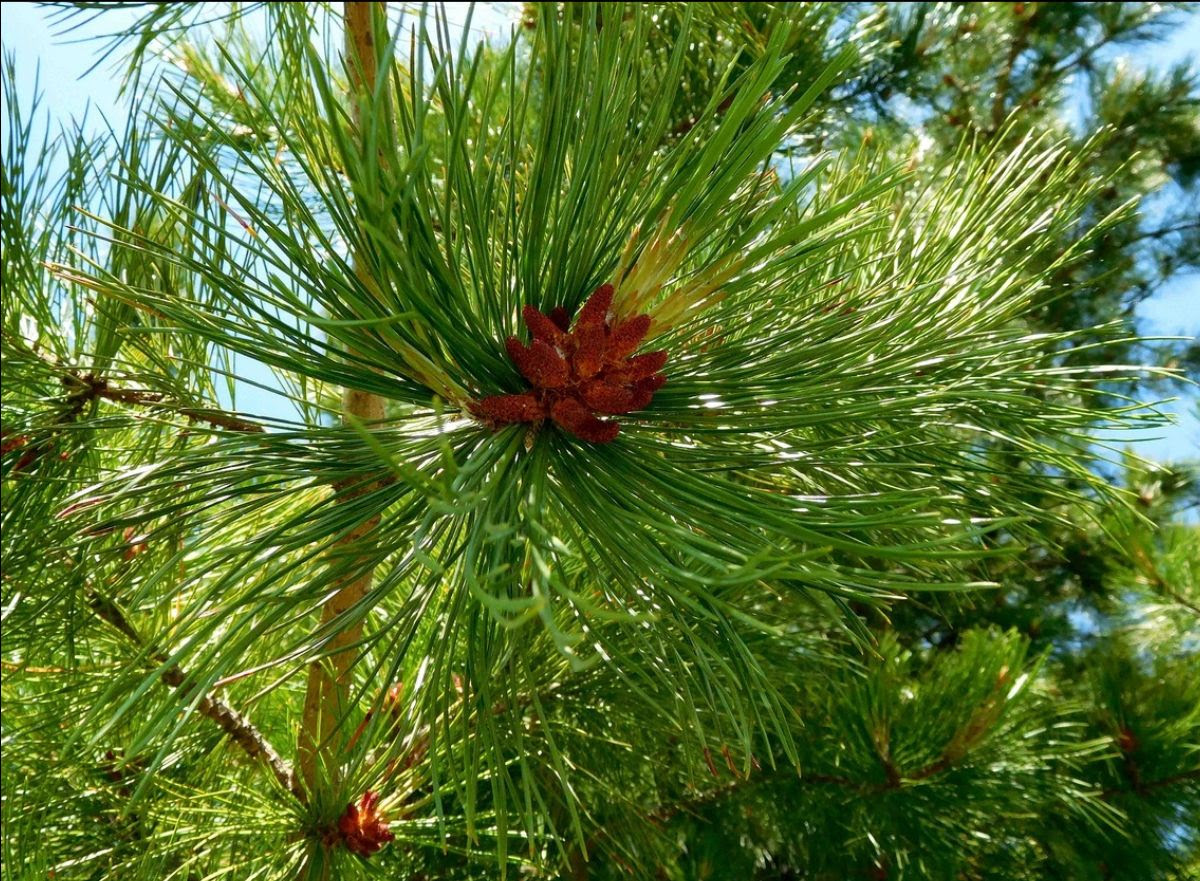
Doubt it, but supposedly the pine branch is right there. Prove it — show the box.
[85,590,302,799]
[1125,220,1200,246]
[990,12,1032,132]
[2,336,264,433]
[989,8,1168,134]
[62,371,265,433]
[1005,13,1151,127]
[1103,767,1200,799]
[1164,590,1200,618]
[296,0,390,797]
[1130,543,1200,617]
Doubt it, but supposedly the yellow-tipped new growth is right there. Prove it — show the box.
[611,206,740,338]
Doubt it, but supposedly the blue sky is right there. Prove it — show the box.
[2,2,1196,462]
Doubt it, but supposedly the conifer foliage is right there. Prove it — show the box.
[2,3,1196,880]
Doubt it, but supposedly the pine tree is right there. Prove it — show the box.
[2,4,1196,880]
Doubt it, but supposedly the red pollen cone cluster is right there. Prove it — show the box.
[472,284,667,443]
[337,791,394,857]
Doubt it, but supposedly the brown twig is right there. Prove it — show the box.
[3,335,266,435]
[86,590,302,799]
[63,371,264,432]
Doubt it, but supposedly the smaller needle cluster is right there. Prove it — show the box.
[473,284,667,443]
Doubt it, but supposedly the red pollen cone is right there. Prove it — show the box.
[582,380,637,415]
[523,305,567,345]
[551,397,620,443]
[549,306,572,332]
[474,283,667,442]
[576,283,613,328]
[607,313,652,360]
[507,337,569,388]
[473,393,545,424]
[338,791,394,857]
